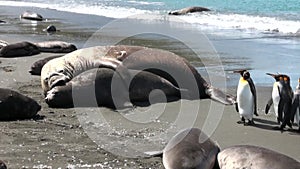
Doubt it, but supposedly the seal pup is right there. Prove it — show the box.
[29,55,63,75]
[114,46,235,105]
[162,128,220,169]
[0,88,41,121]
[234,70,257,125]
[217,145,300,169]
[168,6,211,15]
[20,11,43,21]
[0,160,7,169]
[34,41,77,53]
[45,68,186,108]
[291,78,300,131]
[266,73,293,130]
[44,25,56,33]
[0,41,40,57]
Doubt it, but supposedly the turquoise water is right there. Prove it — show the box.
[1,0,300,34]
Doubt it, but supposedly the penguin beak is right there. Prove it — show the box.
[266,73,276,77]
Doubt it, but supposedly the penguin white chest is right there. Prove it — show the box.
[237,79,254,118]
[272,82,280,117]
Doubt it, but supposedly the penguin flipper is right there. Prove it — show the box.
[278,99,284,123]
[206,87,236,105]
[265,98,273,114]
[235,102,239,112]
[143,150,163,158]
[247,78,258,116]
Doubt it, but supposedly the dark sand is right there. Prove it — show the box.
[0,5,299,169]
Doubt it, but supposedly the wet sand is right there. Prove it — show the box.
[0,5,299,169]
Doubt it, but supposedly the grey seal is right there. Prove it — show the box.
[162,128,220,169]
[45,68,185,108]
[0,88,41,121]
[217,145,300,169]
[0,41,40,57]
[41,46,125,94]
[168,6,211,15]
[20,11,43,21]
[29,55,62,75]
[34,41,77,53]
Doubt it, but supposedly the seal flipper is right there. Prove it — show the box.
[206,87,236,105]
[265,98,273,114]
[143,150,163,158]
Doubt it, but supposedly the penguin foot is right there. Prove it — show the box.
[237,120,245,124]
[245,120,255,126]
[254,112,259,116]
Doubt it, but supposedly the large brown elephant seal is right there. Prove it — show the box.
[29,55,63,75]
[168,6,211,15]
[217,145,300,169]
[109,45,235,105]
[20,11,43,21]
[0,160,7,169]
[0,88,41,121]
[45,68,185,108]
[162,128,220,169]
[41,46,126,94]
[41,45,235,105]
[34,41,77,53]
[0,41,40,57]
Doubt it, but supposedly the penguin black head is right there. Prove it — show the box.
[234,69,250,80]
[266,73,290,83]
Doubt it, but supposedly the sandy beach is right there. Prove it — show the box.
[0,5,299,169]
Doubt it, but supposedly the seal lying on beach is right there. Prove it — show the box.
[42,45,235,105]
[163,128,220,169]
[0,41,40,57]
[45,68,185,108]
[0,88,41,121]
[29,55,63,75]
[111,45,235,105]
[41,47,126,94]
[0,160,7,169]
[217,145,300,169]
[20,11,43,21]
[168,6,211,15]
[34,41,77,53]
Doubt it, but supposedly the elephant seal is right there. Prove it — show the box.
[41,46,127,94]
[168,6,211,15]
[162,128,219,169]
[29,55,62,75]
[0,160,6,169]
[20,11,43,21]
[0,88,41,121]
[0,41,40,57]
[0,40,8,49]
[45,68,185,108]
[34,41,77,53]
[110,45,235,105]
[217,145,300,169]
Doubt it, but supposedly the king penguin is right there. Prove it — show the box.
[234,69,258,125]
[291,78,300,132]
[266,73,293,130]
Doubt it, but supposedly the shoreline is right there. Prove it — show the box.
[0,5,299,168]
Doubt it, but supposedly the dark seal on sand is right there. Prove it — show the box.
[20,11,43,21]
[0,160,7,169]
[29,55,62,75]
[34,41,77,53]
[45,68,184,109]
[0,41,40,57]
[0,88,41,121]
[168,6,211,15]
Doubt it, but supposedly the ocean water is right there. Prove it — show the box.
[0,0,300,86]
